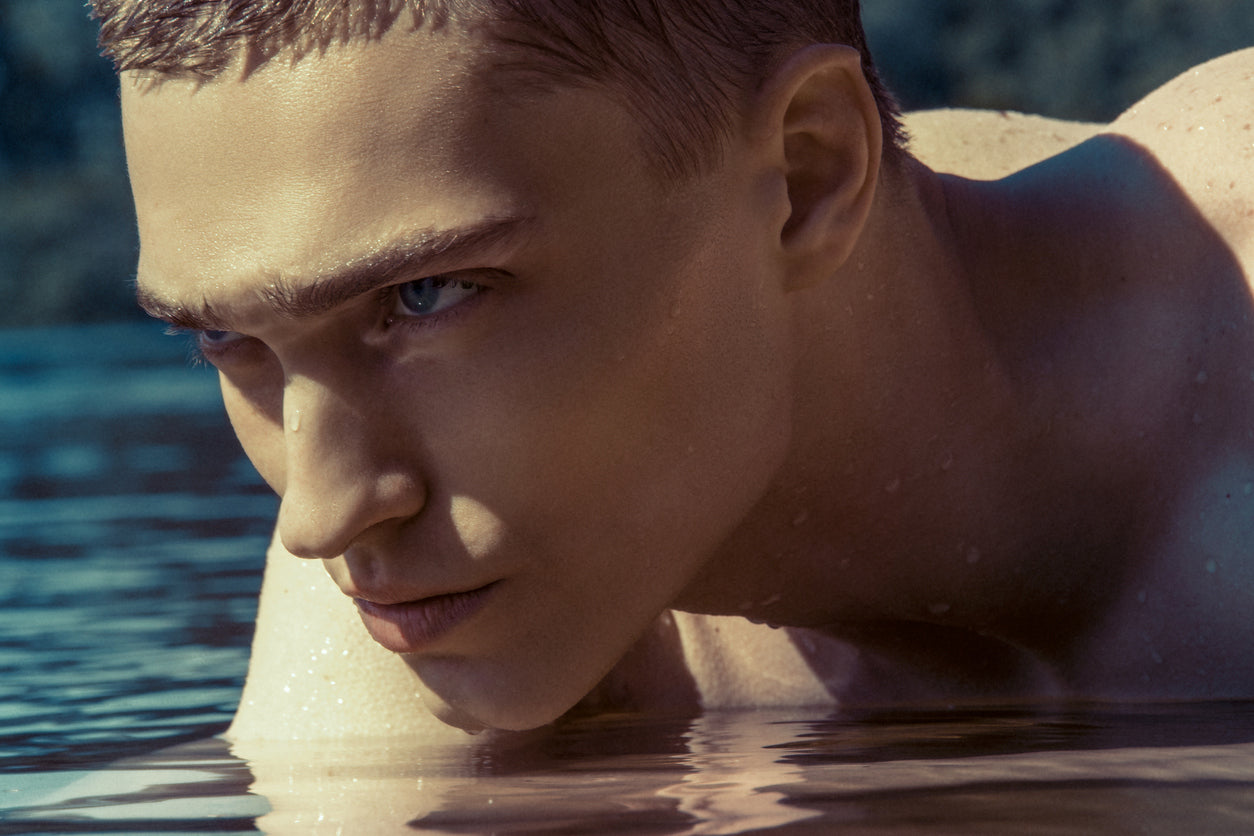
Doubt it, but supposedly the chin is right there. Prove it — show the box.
[424,692,568,733]
[412,663,579,733]
[425,697,491,734]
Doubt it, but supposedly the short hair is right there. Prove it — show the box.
[92,0,905,178]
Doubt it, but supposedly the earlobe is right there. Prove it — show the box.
[755,44,882,291]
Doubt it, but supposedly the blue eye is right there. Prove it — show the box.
[197,329,248,350]
[394,276,481,318]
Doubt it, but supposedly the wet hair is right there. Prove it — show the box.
[92,0,905,177]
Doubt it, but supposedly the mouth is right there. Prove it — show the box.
[354,582,498,653]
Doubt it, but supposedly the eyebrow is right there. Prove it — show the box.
[136,215,534,330]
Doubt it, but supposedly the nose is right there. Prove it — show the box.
[275,377,426,560]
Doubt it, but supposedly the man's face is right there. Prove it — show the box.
[123,24,795,730]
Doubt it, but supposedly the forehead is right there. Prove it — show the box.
[121,24,644,313]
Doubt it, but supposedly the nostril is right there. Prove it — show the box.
[277,527,333,560]
[277,497,348,560]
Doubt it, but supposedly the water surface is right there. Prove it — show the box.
[0,323,274,773]
[8,703,1254,834]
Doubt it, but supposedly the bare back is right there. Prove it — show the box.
[911,49,1254,697]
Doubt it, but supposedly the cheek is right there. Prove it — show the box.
[633,284,793,521]
[478,255,791,561]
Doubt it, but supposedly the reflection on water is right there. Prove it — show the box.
[8,705,1254,834]
[5,324,1254,834]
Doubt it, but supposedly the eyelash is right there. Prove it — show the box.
[164,326,244,367]
[380,275,488,332]
[167,274,492,365]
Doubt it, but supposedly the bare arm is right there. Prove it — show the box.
[227,533,467,743]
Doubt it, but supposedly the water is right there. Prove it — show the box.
[5,323,1254,834]
[0,323,275,770]
[8,704,1254,834]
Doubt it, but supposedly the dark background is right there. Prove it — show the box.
[1,0,1252,327]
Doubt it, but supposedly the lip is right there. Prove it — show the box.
[354,583,498,653]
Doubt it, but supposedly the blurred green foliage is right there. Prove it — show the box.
[1,0,136,326]
[866,0,1254,118]
[0,0,1251,326]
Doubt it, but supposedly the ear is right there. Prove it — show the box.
[751,44,882,291]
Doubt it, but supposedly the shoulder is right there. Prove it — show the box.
[906,50,1253,274]
[906,48,1254,209]
[1109,47,1254,146]
[227,533,468,743]
[1105,48,1254,247]
[904,108,1101,180]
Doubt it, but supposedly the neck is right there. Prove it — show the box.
[681,158,1127,663]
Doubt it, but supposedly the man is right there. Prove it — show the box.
[96,0,1254,739]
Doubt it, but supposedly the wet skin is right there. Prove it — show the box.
[123,25,804,730]
[124,19,1254,732]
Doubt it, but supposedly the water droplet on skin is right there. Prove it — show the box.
[289,409,302,433]
[1195,370,1209,385]
[885,478,901,494]
[669,302,682,318]
[940,452,954,472]
[1137,589,1148,604]
[792,510,809,527]
[1206,559,1219,574]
